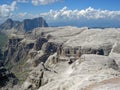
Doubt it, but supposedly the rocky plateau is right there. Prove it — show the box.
[1,26,120,90]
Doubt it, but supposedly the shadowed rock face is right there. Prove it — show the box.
[0,66,18,89]
[0,17,48,31]
[22,17,48,31]
[41,42,58,54]
[0,49,3,61]
[34,37,48,51]
[0,19,20,30]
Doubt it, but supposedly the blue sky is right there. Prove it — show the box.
[0,0,120,27]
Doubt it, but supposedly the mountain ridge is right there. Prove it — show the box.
[0,17,48,31]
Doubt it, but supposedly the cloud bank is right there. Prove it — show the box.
[39,7,120,27]
[16,0,29,3]
[0,1,16,18]
[15,0,62,5]
[32,0,60,5]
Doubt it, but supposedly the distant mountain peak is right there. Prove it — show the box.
[6,18,13,22]
[0,17,48,31]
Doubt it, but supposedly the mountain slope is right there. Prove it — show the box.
[0,17,48,31]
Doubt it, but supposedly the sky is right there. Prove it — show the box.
[0,0,120,27]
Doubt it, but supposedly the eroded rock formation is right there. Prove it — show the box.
[2,27,120,90]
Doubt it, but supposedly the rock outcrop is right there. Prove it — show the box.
[0,66,18,89]
[38,54,119,90]
[21,63,49,90]
[0,17,48,31]
[34,37,48,51]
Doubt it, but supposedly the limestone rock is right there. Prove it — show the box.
[0,67,18,89]
[45,53,58,67]
[2,27,120,90]
[111,42,120,54]
[84,77,120,90]
[32,52,49,67]
[109,42,120,68]
[41,42,57,54]
[34,37,48,51]
[22,63,49,90]
[38,54,120,90]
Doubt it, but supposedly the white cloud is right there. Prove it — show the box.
[0,1,17,18]
[18,12,28,17]
[31,0,60,5]
[40,6,120,20]
[10,12,39,21]
[39,7,120,27]
[1,5,120,27]
[16,0,63,5]
[16,0,29,3]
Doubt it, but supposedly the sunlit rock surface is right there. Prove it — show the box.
[2,26,120,90]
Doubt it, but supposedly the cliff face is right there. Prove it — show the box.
[22,17,48,31]
[0,17,48,31]
[2,27,120,90]
[0,49,3,61]
[0,66,18,89]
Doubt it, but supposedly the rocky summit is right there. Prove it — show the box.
[1,26,120,90]
[0,17,48,31]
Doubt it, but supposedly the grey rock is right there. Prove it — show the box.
[0,67,18,89]
[45,53,58,67]
[41,42,58,54]
[22,63,49,90]
[0,48,3,61]
[34,37,48,51]
[38,54,120,90]
[33,53,49,67]
[112,42,120,54]
[2,27,120,90]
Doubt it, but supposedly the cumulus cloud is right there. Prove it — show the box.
[0,1,17,18]
[32,0,60,5]
[40,7,120,20]
[17,12,28,17]
[40,7,120,27]
[1,5,120,27]
[10,12,39,21]
[16,0,29,3]
[16,0,63,5]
